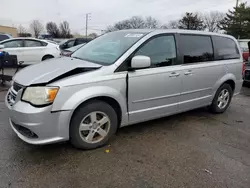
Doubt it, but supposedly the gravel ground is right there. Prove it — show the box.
[0,85,250,188]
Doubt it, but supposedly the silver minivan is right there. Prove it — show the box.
[5,29,243,149]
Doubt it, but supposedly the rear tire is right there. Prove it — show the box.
[70,100,118,150]
[209,83,233,113]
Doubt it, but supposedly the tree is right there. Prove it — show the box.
[18,25,26,34]
[203,11,225,32]
[88,33,98,38]
[219,3,250,38]
[17,25,32,37]
[106,16,160,31]
[46,22,60,38]
[179,12,205,30]
[30,20,43,38]
[59,21,72,38]
[161,20,179,29]
[144,16,159,28]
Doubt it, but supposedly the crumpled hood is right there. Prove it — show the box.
[13,57,101,86]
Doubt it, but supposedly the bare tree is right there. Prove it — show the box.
[59,21,71,38]
[30,20,44,38]
[106,16,160,32]
[202,11,225,32]
[18,25,26,34]
[161,20,179,29]
[46,22,60,38]
[88,33,98,38]
[144,16,159,28]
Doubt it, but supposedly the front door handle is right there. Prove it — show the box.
[169,72,180,77]
[184,70,193,75]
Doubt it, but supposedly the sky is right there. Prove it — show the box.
[0,0,249,35]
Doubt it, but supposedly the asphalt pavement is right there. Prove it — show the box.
[0,86,250,188]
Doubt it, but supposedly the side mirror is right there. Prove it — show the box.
[131,55,151,69]
[0,45,5,49]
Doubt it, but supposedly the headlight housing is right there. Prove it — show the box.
[22,87,59,106]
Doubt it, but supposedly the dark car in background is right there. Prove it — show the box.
[59,38,92,50]
[60,43,86,56]
[0,34,12,42]
[238,39,250,61]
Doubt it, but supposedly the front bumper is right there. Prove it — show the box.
[5,89,72,145]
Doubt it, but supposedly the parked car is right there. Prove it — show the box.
[0,34,12,42]
[0,38,60,65]
[238,39,250,61]
[59,38,92,50]
[6,29,243,150]
[61,43,86,56]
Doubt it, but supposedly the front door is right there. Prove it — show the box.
[128,35,182,123]
[1,39,24,62]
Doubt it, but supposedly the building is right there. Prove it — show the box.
[0,25,17,37]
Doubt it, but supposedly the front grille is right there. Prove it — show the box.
[12,121,38,139]
[13,82,23,92]
[245,70,250,81]
[7,91,16,107]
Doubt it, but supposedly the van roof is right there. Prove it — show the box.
[114,29,236,40]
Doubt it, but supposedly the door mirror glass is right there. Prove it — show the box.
[0,45,4,49]
[131,55,151,69]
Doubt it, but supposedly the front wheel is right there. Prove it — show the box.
[209,83,233,113]
[70,100,118,150]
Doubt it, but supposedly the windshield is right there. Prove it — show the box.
[71,31,146,65]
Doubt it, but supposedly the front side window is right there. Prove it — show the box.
[2,40,23,48]
[214,36,240,60]
[134,35,177,67]
[24,40,43,47]
[72,31,146,65]
[180,35,214,64]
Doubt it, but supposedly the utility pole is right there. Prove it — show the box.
[236,0,239,8]
[85,13,91,37]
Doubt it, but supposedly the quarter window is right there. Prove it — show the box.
[134,35,177,67]
[180,35,214,64]
[213,36,240,60]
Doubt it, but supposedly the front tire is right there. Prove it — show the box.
[209,83,233,113]
[70,100,118,150]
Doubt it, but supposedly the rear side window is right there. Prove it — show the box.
[213,36,240,60]
[24,40,44,47]
[180,35,214,64]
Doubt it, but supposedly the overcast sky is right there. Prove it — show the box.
[0,0,249,34]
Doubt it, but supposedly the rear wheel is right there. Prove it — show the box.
[209,83,233,113]
[70,100,118,150]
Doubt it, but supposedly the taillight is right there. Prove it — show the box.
[242,62,246,75]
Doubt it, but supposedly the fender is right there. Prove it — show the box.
[51,85,128,124]
[212,73,236,98]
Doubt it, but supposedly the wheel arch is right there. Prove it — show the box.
[52,86,128,129]
[212,73,236,98]
[70,96,123,129]
[42,54,54,61]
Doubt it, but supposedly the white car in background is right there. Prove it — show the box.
[0,38,60,65]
